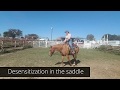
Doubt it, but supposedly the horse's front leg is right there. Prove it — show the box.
[61,56,65,67]
[66,55,72,66]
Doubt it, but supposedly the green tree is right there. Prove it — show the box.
[118,35,120,40]
[3,31,9,37]
[3,29,22,39]
[102,34,120,40]
[86,34,95,41]
[25,34,39,40]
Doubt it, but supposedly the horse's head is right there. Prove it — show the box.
[49,46,55,57]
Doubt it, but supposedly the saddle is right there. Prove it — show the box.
[67,43,77,55]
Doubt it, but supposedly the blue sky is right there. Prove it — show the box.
[0,11,120,40]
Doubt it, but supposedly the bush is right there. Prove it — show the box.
[23,45,33,49]
[96,45,120,55]
[97,45,106,51]
[0,49,10,54]
[111,49,120,55]
[0,45,33,55]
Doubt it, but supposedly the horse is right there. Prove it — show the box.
[49,42,79,66]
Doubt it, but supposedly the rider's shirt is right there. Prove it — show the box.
[65,33,72,41]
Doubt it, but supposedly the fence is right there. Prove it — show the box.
[33,40,97,48]
[33,40,120,48]
[0,39,33,53]
[0,39,63,49]
[32,40,63,48]
[108,41,120,46]
[0,39,33,47]
[2,39,119,49]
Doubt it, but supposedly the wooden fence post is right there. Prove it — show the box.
[1,40,4,51]
[1,40,3,45]
[39,40,40,47]
[33,40,34,47]
[23,40,24,47]
[45,40,47,47]
[14,40,16,48]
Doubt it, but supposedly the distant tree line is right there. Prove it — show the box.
[1,29,120,41]
[102,34,120,40]
[86,34,120,41]
[1,29,39,40]
[3,29,22,39]
[25,34,39,40]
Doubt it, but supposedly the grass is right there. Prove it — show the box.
[0,48,120,79]
[96,45,120,55]
[0,48,120,67]
[0,48,61,67]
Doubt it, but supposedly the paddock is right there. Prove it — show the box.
[0,47,120,79]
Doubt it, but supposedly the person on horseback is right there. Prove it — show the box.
[63,30,75,54]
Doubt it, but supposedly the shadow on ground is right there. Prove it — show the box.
[55,59,81,66]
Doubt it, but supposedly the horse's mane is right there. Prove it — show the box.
[51,43,70,55]
[51,43,64,50]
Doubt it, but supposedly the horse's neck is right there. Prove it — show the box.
[52,44,63,51]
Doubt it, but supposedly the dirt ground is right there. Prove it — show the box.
[0,48,120,79]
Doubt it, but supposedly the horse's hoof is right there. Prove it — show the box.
[60,64,65,67]
[60,65,62,67]
[72,64,76,67]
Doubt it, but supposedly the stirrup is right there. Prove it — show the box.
[72,50,75,54]
[70,50,75,54]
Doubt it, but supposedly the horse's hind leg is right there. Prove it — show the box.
[67,55,72,66]
[72,54,77,66]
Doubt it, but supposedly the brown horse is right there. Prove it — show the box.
[49,42,79,66]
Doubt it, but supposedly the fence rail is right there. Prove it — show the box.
[32,40,63,48]
[0,39,63,50]
[1,39,120,50]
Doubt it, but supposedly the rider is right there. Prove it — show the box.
[63,30,75,54]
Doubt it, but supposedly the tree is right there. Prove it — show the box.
[118,35,120,40]
[86,34,95,41]
[15,29,22,38]
[8,29,22,39]
[102,34,120,40]
[3,31,9,37]
[25,34,39,40]
[3,29,23,39]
